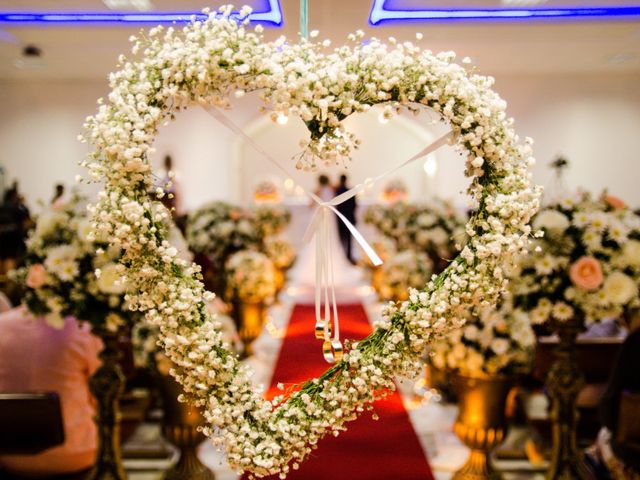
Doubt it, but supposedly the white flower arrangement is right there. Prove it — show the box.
[225,250,276,303]
[13,196,137,331]
[377,250,433,301]
[82,7,540,477]
[185,201,259,262]
[511,192,640,326]
[430,305,535,377]
[364,199,467,271]
[252,204,292,238]
[264,237,296,270]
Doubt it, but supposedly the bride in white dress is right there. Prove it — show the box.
[289,175,362,289]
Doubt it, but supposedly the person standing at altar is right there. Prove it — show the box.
[335,174,357,264]
[157,154,182,218]
[50,183,66,209]
[0,307,102,477]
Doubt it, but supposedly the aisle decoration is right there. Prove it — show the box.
[430,305,534,478]
[225,250,276,355]
[375,250,433,302]
[185,201,258,260]
[430,306,535,377]
[510,191,640,479]
[13,196,143,480]
[264,237,297,294]
[83,6,540,477]
[14,198,133,331]
[252,204,292,238]
[364,199,467,272]
[512,191,640,325]
[185,200,259,294]
[132,301,237,480]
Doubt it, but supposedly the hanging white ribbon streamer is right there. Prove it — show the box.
[203,105,453,362]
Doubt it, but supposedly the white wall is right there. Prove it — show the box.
[1,73,639,212]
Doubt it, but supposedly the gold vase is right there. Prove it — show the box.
[159,375,215,480]
[371,266,383,297]
[88,331,127,480]
[274,268,286,296]
[232,300,267,357]
[545,317,589,480]
[450,373,514,480]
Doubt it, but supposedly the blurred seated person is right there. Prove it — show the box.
[585,315,640,479]
[0,292,11,313]
[0,187,31,274]
[0,307,102,477]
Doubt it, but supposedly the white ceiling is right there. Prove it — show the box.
[0,0,639,80]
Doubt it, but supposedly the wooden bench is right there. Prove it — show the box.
[0,392,64,455]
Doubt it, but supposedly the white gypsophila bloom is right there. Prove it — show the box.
[83,10,541,477]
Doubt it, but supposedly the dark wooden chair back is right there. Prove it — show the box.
[0,392,65,455]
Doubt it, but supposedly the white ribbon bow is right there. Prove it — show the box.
[204,105,453,363]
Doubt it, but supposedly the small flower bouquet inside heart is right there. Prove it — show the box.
[364,199,467,272]
[510,191,640,326]
[225,249,277,303]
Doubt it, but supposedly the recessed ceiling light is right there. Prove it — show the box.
[103,0,153,11]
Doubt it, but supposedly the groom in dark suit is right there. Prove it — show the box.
[335,174,357,264]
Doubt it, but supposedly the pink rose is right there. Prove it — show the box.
[604,195,626,210]
[569,256,603,291]
[26,264,47,289]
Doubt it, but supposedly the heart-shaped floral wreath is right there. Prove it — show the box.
[83,6,541,478]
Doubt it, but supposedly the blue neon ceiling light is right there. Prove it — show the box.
[0,0,282,26]
[369,0,640,24]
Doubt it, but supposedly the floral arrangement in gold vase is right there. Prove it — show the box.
[430,304,535,480]
[264,237,296,295]
[375,249,433,302]
[510,190,640,479]
[14,197,135,331]
[364,199,467,273]
[12,195,146,480]
[251,204,291,238]
[225,250,276,355]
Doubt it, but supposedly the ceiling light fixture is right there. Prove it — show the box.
[103,0,153,11]
[423,156,437,177]
[369,0,640,24]
[0,0,282,26]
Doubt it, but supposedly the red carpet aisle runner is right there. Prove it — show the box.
[244,304,434,480]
